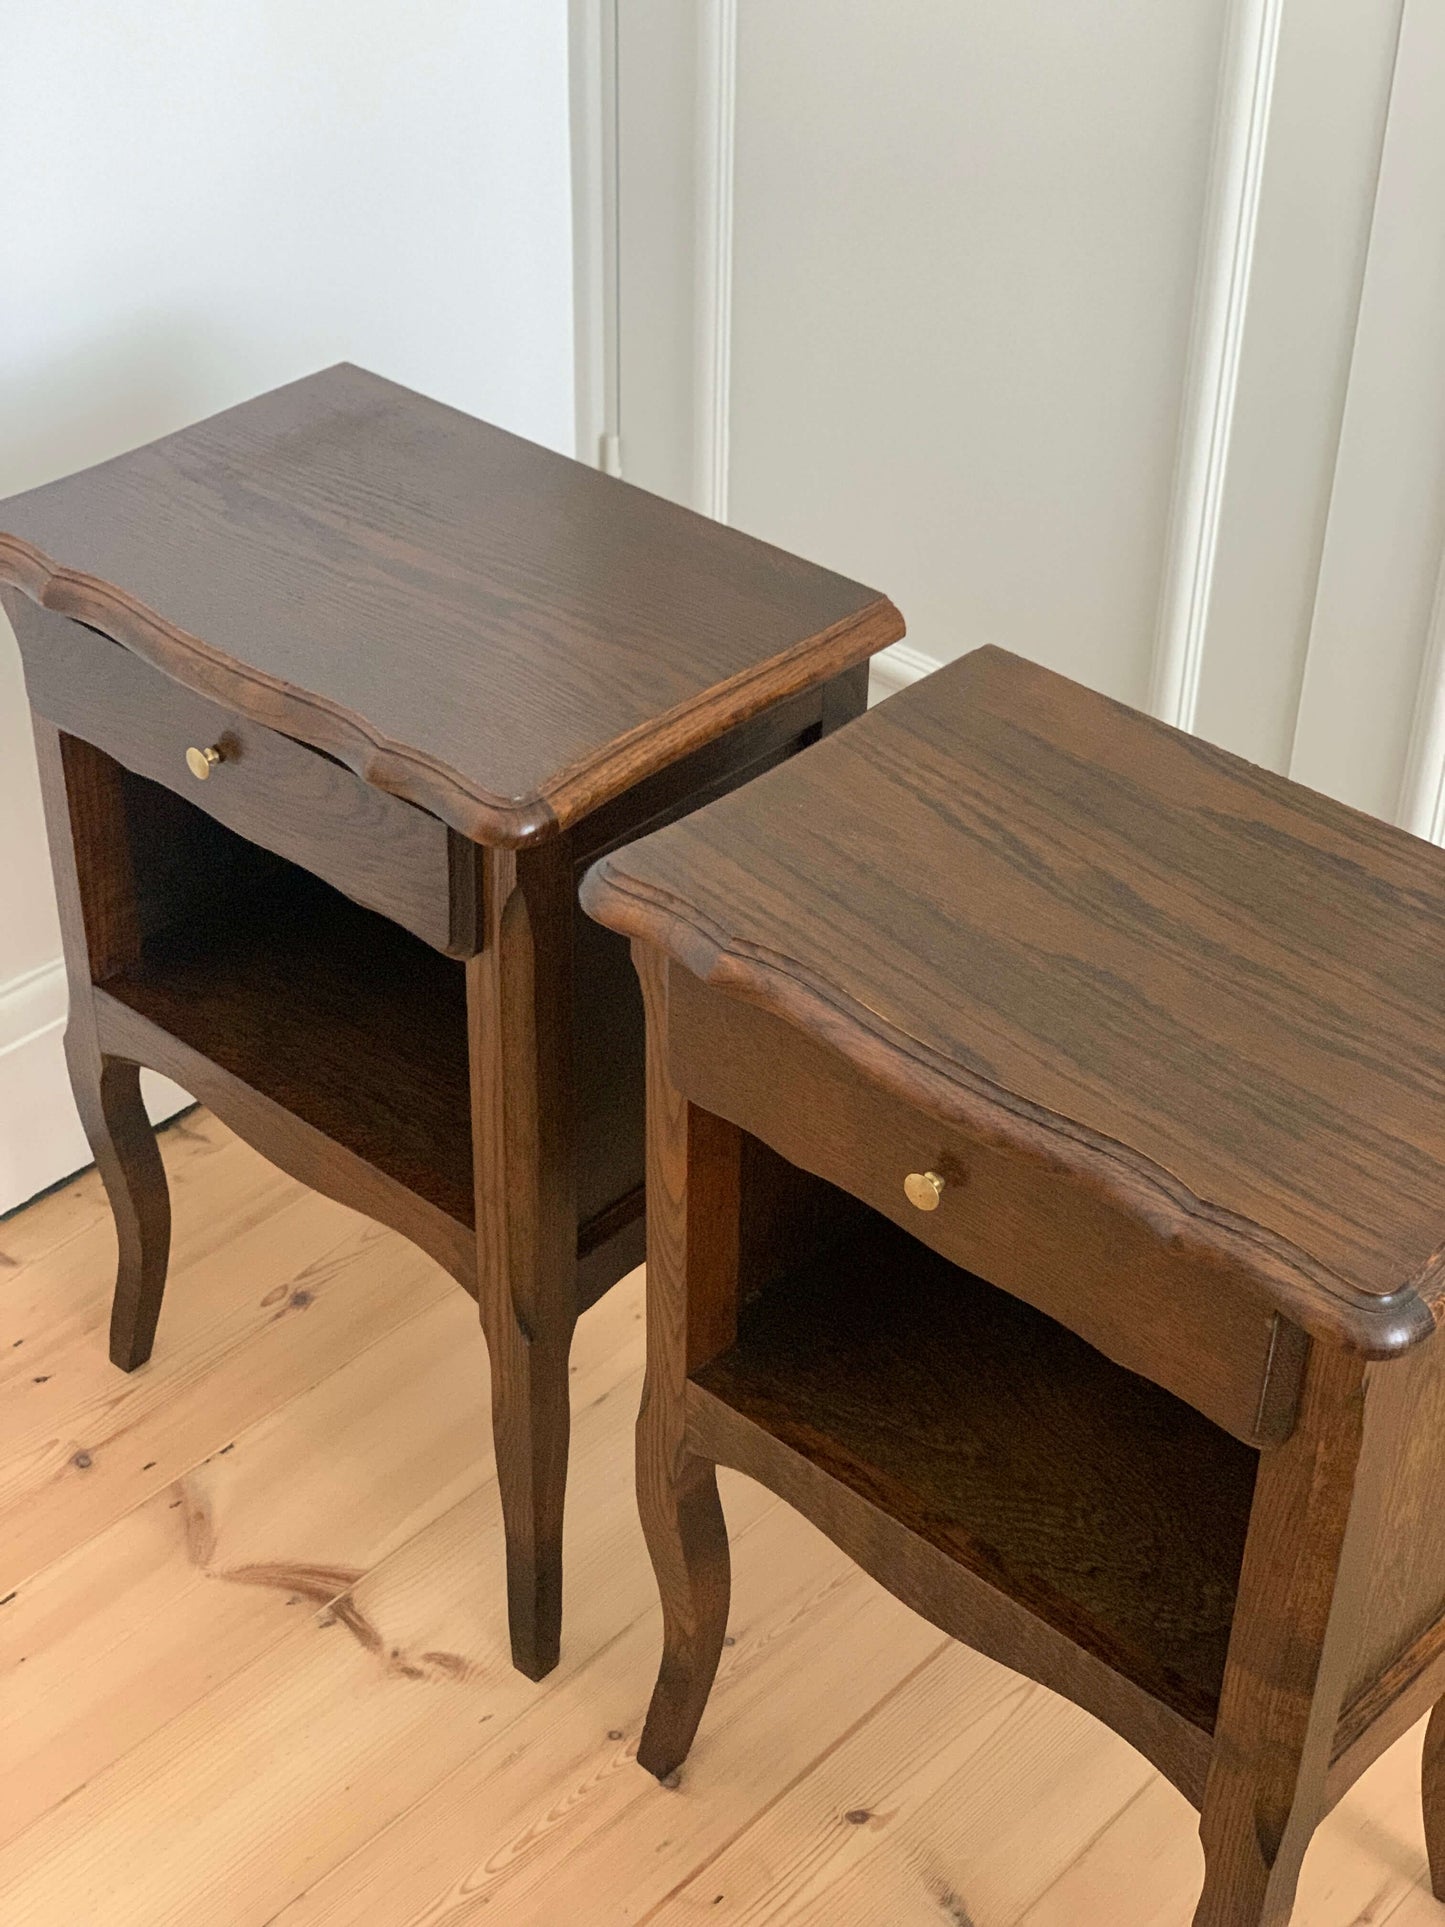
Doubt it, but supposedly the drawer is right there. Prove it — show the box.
[13,601,480,957]
[667,964,1306,1447]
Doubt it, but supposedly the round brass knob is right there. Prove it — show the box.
[904,1170,945,1212]
[185,744,223,781]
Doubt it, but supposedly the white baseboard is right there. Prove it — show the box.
[869,641,943,704]
[0,957,190,1215]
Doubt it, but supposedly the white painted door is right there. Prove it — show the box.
[605,0,1445,823]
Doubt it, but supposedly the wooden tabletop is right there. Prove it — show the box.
[583,646,1445,1346]
[0,365,900,844]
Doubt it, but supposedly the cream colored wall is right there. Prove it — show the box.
[0,0,577,1209]
[612,0,1445,820]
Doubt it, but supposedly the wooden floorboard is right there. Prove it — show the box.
[0,1115,1439,1924]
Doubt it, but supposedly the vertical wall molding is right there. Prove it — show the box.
[1397,543,1445,842]
[1149,0,1284,730]
[1287,0,1445,828]
[695,0,737,522]
[568,0,620,470]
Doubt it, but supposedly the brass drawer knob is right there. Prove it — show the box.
[904,1170,945,1212]
[185,744,224,781]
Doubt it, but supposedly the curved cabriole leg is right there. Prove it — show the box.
[1192,1838,1305,1927]
[1423,1697,1445,1900]
[631,940,742,1780]
[30,720,173,1372]
[69,1041,172,1372]
[636,1418,731,1781]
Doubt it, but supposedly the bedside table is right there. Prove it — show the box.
[0,363,902,1679]
[583,646,1445,1925]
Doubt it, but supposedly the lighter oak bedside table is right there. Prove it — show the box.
[0,363,902,1679]
[584,645,1445,1925]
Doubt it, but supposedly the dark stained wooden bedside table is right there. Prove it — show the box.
[583,645,1445,1925]
[0,363,902,1680]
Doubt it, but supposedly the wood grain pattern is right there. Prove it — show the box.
[690,1204,1256,1745]
[14,599,477,956]
[7,1120,1445,1926]
[584,644,1445,1350]
[587,644,1445,1922]
[1423,1697,1445,1900]
[0,1129,445,1598]
[632,942,737,1781]
[1193,1343,1379,1925]
[1343,1339,1445,1713]
[32,722,171,1370]
[101,867,476,1232]
[668,965,1304,1447]
[5,362,895,1682]
[467,839,577,1680]
[94,989,477,1292]
[0,363,902,846]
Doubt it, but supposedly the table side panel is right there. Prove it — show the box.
[1337,1337,1445,1746]
[667,968,1305,1447]
[567,682,845,1300]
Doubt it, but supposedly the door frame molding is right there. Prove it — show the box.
[590,0,1442,763]
[1149,0,1285,732]
[1398,557,1445,841]
[568,0,620,473]
[695,0,737,523]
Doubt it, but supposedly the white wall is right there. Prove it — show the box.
[611,0,1445,792]
[0,0,576,1210]
[726,0,1231,709]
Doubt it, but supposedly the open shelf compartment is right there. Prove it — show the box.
[93,767,646,1258]
[692,1189,1259,1735]
[105,850,476,1226]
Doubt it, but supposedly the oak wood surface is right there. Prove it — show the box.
[32,721,172,1370]
[13,598,477,956]
[88,849,663,1298]
[467,838,577,1680]
[20,668,858,1680]
[101,866,476,1229]
[1345,1342,1445,1713]
[0,363,902,845]
[667,964,1304,1448]
[586,645,1445,1923]
[1424,1698,1445,1900]
[632,943,736,1781]
[1193,1343,1382,1925]
[94,989,478,1292]
[583,644,1445,1350]
[690,1206,1256,1745]
[5,364,889,1681]
[7,1120,1445,1925]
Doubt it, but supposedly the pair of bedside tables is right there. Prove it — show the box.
[9,369,1445,1925]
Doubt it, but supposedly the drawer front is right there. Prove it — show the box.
[15,603,479,956]
[667,966,1305,1447]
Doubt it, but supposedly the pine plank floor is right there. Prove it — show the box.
[1,1111,1440,1926]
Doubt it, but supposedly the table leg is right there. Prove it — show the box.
[74,1048,171,1370]
[820,659,871,734]
[1423,1698,1445,1900]
[1194,1344,1383,1927]
[469,840,578,1680]
[633,944,741,1780]
[33,722,172,1370]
